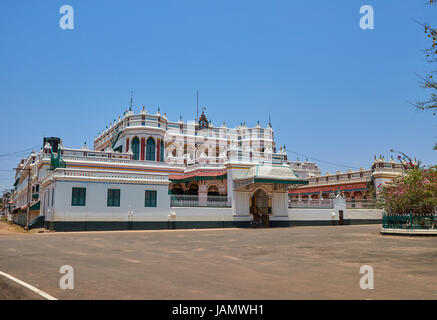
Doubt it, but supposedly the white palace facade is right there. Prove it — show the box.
[9,107,323,231]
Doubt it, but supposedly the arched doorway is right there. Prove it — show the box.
[171,184,184,195]
[207,185,219,202]
[187,184,198,196]
[250,189,270,228]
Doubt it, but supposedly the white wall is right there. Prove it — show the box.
[171,207,233,221]
[289,208,334,221]
[272,192,288,217]
[233,190,250,216]
[288,208,383,221]
[347,209,382,220]
[50,180,170,222]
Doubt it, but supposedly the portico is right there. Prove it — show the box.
[232,164,308,227]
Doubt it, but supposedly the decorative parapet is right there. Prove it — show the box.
[306,170,372,187]
[41,168,170,187]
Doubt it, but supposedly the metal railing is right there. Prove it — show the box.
[288,199,334,209]
[346,199,377,209]
[383,214,437,230]
[170,194,231,207]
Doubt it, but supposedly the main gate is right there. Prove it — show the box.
[250,189,270,227]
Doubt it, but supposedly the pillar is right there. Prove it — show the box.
[140,138,145,161]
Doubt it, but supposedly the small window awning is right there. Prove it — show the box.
[30,201,40,211]
[170,169,227,184]
[14,201,40,213]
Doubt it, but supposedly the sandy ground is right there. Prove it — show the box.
[0,221,436,300]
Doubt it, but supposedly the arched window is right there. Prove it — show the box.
[188,184,198,196]
[146,137,155,161]
[131,137,140,160]
[160,140,164,162]
[207,185,220,202]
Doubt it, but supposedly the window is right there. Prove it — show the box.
[51,188,54,206]
[145,190,157,207]
[131,137,140,160]
[107,189,120,207]
[160,140,164,162]
[146,137,155,161]
[72,187,86,206]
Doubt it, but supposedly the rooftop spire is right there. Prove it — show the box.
[130,91,133,110]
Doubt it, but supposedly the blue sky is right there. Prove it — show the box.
[0,0,436,189]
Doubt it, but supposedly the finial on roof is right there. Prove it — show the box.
[130,91,133,110]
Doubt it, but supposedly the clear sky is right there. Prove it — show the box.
[0,0,436,189]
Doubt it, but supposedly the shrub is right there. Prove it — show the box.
[377,166,437,214]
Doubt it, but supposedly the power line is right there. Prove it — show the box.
[0,145,40,158]
[286,148,361,170]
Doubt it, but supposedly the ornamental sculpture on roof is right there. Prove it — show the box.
[198,108,209,130]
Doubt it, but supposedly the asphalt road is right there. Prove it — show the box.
[1,222,437,300]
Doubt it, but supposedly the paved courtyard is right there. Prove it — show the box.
[0,221,436,300]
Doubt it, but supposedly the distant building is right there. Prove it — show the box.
[288,158,321,178]
[289,155,405,200]
[1,190,13,220]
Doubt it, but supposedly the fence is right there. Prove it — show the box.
[346,199,377,209]
[170,194,231,208]
[288,199,334,209]
[383,214,437,230]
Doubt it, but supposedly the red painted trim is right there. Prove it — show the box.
[157,138,160,162]
[289,181,368,194]
[140,138,145,161]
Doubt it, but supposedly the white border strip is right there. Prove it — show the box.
[0,270,57,300]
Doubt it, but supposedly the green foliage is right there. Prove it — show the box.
[377,166,437,214]
[416,1,437,149]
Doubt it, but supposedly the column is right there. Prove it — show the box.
[140,138,145,161]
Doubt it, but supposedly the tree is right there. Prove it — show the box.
[415,1,437,150]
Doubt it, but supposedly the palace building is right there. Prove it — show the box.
[9,108,316,231]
